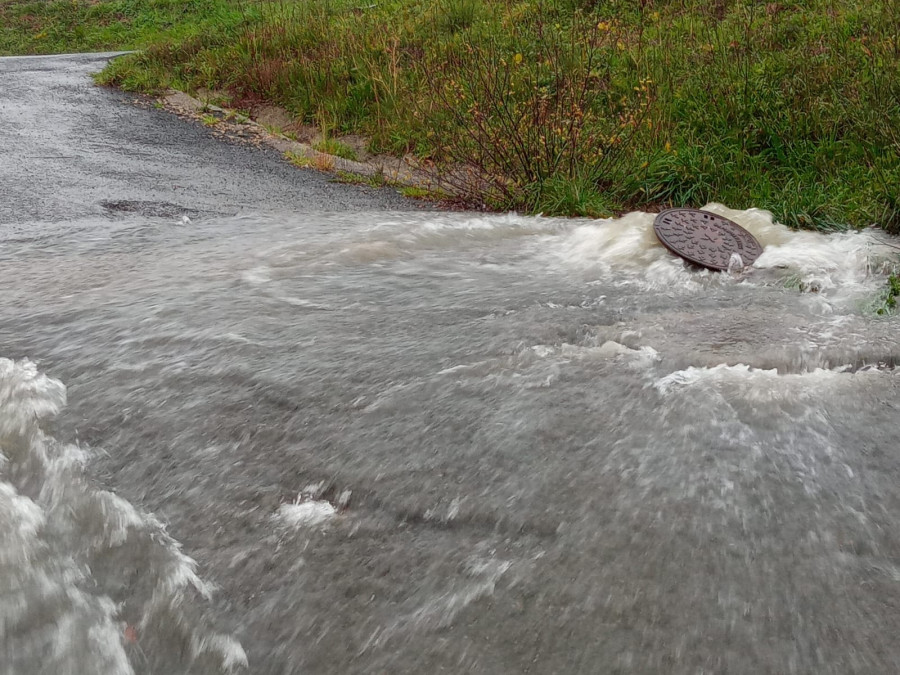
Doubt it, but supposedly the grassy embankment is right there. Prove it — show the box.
[3,0,900,235]
[0,0,247,56]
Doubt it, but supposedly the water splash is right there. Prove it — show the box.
[0,358,247,674]
[550,204,893,299]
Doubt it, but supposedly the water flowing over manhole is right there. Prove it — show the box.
[100,200,198,218]
[654,208,763,271]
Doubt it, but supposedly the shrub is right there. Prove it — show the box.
[419,9,653,212]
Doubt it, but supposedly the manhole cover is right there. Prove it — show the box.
[653,208,763,271]
[100,200,198,219]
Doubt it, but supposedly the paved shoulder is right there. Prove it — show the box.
[0,53,414,226]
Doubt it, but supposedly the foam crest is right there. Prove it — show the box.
[275,500,337,528]
[653,362,881,399]
[413,211,564,238]
[551,203,896,295]
[0,358,66,439]
[0,358,247,674]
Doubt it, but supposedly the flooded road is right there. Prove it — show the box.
[3,55,900,675]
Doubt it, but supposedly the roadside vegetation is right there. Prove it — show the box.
[0,0,244,56]
[876,274,900,315]
[3,0,900,234]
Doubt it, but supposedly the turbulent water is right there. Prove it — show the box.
[2,204,900,674]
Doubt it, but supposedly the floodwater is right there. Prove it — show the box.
[2,204,900,674]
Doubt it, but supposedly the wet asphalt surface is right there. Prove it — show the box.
[0,52,415,227]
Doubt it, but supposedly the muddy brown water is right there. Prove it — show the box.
[3,203,900,675]
[3,53,900,675]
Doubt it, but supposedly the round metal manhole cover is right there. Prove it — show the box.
[653,208,763,271]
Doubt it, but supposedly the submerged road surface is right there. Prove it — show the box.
[3,54,900,675]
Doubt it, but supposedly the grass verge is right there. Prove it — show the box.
[0,0,245,56]
[4,0,900,234]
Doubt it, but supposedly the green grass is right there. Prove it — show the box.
[0,0,246,56]
[284,151,312,168]
[332,170,384,187]
[313,138,358,161]
[4,0,900,234]
[876,274,900,315]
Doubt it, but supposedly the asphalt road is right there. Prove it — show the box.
[0,52,415,227]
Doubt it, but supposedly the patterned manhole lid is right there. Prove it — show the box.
[653,208,763,271]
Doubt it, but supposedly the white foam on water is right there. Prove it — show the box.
[553,210,673,283]
[407,212,566,243]
[653,362,882,398]
[239,211,571,282]
[275,500,337,528]
[0,358,247,674]
[528,341,661,372]
[752,231,884,292]
[368,341,662,415]
[549,203,896,297]
[435,341,660,383]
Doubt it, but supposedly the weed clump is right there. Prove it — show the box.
[313,138,358,161]
[876,274,900,315]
